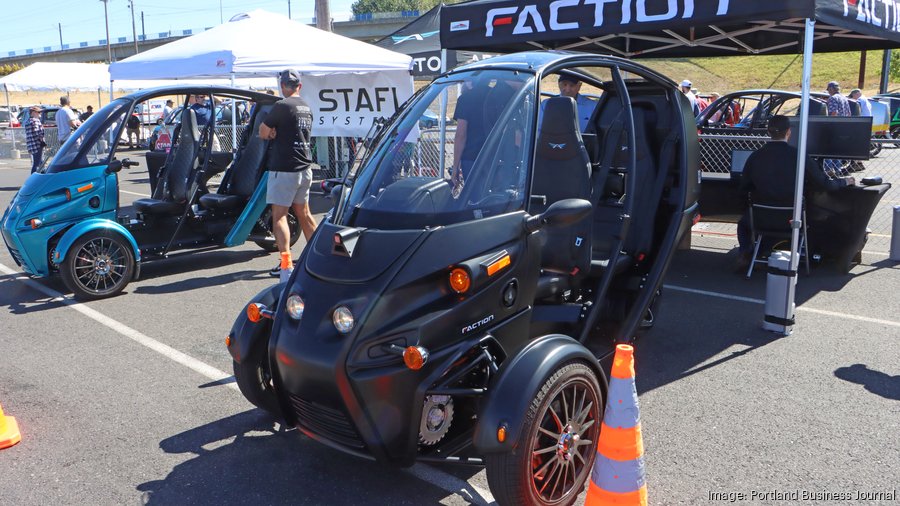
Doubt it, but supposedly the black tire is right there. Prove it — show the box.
[60,230,135,300]
[233,328,282,417]
[253,206,300,252]
[485,362,602,506]
[891,126,900,148]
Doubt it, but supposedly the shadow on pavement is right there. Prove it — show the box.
[137,409,465,505]
[134,270,268,294]
[136,250,270,282]
[0,275,68,314]
[0,186,23,192]
[833,364,900,401]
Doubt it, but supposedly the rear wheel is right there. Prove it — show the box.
[485,362,602,506]
[60,230,135,300]
[233,330,282,416]
[253,206,300,252]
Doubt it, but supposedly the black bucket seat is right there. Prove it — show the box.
[198,105,272,211]
[133,108,201,215]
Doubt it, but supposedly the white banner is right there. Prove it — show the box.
[300,70,414,137]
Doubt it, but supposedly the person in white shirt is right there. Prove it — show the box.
[56,96,81,143]
[162,99,175,121]
[849,89,872,116]
[680,79,700,116]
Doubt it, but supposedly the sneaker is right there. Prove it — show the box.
[269,260,298,278]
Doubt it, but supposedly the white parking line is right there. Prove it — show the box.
[120,189,151,197]
[0,262,237,390]
[0,261,496,504]
[664,284,900,328]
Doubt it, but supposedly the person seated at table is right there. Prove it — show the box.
[734,115,855,271]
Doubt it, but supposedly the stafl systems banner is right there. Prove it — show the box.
[301,71,414,137]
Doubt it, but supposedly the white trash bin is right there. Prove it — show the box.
[763,250,797,335]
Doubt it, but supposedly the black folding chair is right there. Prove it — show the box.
[747,201,810,278]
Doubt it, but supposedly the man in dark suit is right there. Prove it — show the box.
[735,115,855,271]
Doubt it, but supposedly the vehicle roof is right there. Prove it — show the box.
[721,89,828,100]
[119,85,279,104]
[448,50,676,88]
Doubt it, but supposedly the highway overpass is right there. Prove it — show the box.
[0,15,410,67]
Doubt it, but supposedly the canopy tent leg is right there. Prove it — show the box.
[780,18,816,336]
[231,73,237,160]
[5,86,15,152]
[881,50,892,95]
[438,48,448,178]
[97,87,102,108]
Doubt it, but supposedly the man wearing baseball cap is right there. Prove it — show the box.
[680,79,700,116]
[258,69,317,280]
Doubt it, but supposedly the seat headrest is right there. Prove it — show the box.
[179,108,200,143]
[537,97,583,161]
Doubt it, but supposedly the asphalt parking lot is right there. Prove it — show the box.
[1,155,898,505]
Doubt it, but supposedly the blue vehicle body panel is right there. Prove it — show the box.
[53,219,141,266]
[1,165,123,277]
[224,171,268,247]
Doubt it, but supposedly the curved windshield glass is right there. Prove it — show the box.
[334,69,535,230]
[44,98,131,174]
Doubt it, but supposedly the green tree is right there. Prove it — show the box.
[351,0,456,16]
[891,51,900,82]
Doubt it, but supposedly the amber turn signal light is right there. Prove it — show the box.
[246,303,263,323]
[449,267,471,293]
[225,335,232,347]
[497,423,507,443]
[403,346,429,370]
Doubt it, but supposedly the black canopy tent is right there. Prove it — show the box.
[374,5,497,78]
[439,0,900,334]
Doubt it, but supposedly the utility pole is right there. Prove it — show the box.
[219,0,223,23]
[100,0,111,63]
[129,0,139,54]
[287,0,292,19]
[58,23,63,48]
[315,0,331,31]
[141,11,145,40]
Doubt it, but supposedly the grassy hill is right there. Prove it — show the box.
[641,50,897,96]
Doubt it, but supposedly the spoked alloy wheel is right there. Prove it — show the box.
[61,231,135,300]
[486,362,602,506]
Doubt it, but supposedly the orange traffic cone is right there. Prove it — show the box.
[0,402,22,449]
[585,344,647,505]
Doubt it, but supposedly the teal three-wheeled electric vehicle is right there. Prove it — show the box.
[1,86,300,299]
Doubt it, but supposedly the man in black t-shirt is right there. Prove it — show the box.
[735,115,855,271]
[259,69,317,278]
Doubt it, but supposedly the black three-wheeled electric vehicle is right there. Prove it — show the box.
[228,52,700,505]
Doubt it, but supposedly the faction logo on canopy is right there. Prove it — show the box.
[844,0,900,31]
[481,0,731,38]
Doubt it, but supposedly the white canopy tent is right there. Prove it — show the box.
[109,10,412,79]
[109,10,414,138]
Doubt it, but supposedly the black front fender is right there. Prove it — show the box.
[227,283,284,364]
[473,334,608,454]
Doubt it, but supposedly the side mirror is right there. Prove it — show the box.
[106,159,123,173]
[525,198,593,233]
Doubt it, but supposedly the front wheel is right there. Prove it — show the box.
[485,362,602,506]
[60,230,135,300]
[252,206,300,252]
[233,330,282,417]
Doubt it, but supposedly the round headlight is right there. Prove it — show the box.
[333,306,354,333]
[286,294,305,320]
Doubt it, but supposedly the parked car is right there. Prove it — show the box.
[17,106,59,128]
[696,90,829,174]
[0,108,20,128]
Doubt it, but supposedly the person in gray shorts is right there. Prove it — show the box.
[258,69,318,277]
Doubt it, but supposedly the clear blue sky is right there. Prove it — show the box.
[0,0,355,54]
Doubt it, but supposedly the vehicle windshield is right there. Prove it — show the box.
[334,69,536,230]
[44,98,131,174]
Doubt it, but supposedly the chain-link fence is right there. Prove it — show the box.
[699,133,899,254]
